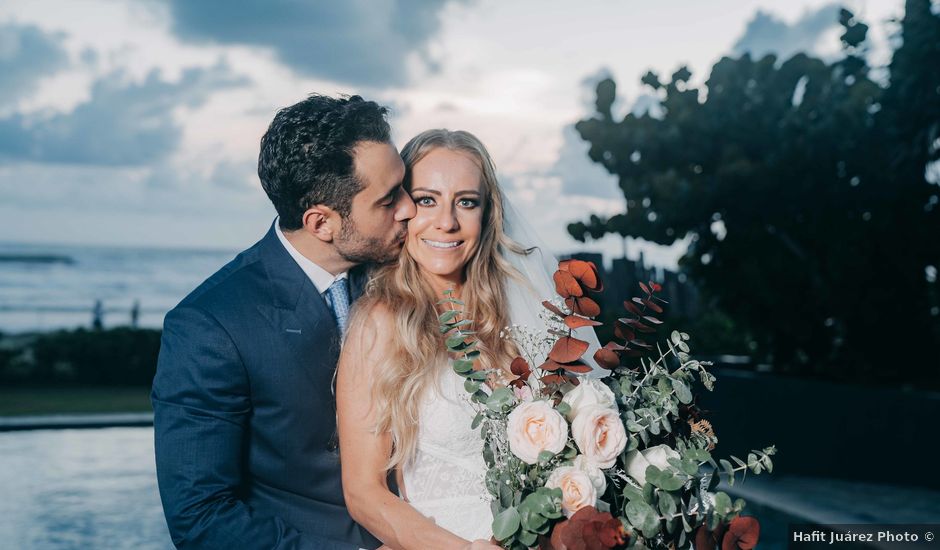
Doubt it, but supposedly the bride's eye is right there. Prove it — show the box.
[414,196,436,207]
[457,198,479,209]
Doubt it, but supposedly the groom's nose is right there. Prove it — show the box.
[394,191,416,222]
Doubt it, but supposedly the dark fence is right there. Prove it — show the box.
[698,366,940,489]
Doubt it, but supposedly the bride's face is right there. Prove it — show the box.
[405,147,484,293]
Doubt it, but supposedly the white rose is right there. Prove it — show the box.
[571,454,607,494]
[561,379,617,421]
[571,405,628,469]
[507,400,568,464]
[545,466,597,518]
[623,444,681,486]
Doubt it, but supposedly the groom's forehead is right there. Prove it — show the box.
[351,141,404,193]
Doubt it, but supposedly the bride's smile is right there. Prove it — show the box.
[405,147,484,293]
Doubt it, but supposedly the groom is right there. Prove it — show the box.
[152,94,415,549]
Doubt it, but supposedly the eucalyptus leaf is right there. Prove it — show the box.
[672,379,693,404]
[492,507,520,541]
[453,359,475,374]
[445,335,466,349]
[658,491,677,517]
[537,450,556,464]
[622,483,644,503]
[521,509,547,532]
[518,530,538,547]
[625,501,659,538]
[438,310,459,323]
[499,475,514,508]
[720,459,735,485]
[713,492,733,515]
[680,458,700,476]
[654,472,686,491]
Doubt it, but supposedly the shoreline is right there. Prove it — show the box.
[0,411,153,432]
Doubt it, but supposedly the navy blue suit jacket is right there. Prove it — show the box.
[152,223,378,549]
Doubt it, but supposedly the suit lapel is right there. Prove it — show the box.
[255,222,342,378]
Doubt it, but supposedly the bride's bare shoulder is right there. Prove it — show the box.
[343,298,396,360]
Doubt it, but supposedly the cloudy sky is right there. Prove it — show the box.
[0,0,903,267]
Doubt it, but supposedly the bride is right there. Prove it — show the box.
[336,129,593,549]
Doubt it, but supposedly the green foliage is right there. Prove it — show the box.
[0,328,161,386]
[570,3,940,388]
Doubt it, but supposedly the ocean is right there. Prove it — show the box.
[0,242,239,334]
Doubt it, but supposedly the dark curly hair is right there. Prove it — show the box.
[258,94,391,230]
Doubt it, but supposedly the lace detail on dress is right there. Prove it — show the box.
[401,367,493,541]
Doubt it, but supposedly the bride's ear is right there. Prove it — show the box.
[301,205,339,242]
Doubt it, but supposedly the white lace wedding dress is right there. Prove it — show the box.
[401,366,493,541]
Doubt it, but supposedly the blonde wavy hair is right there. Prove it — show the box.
[347,129,527,470]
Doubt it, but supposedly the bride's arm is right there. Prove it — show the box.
[337,306,489,550]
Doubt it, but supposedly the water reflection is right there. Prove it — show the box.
[0,427,172,549]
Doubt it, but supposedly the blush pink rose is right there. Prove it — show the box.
[546,466,598,518]
[571,405,628,469]
[507,400,568,464]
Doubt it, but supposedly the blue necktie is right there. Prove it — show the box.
[326,278,350,334]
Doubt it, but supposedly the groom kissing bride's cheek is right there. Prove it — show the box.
[153,93,552,549]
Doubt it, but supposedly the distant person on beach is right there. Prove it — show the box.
[130,300,139,328]
[91,299,103,330]
[151,94,415,549]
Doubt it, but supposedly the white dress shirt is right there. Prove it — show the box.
[274,220,348,300]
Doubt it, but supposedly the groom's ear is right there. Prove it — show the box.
[301,205,340,243]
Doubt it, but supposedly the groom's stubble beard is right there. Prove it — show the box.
[334,216,407,265]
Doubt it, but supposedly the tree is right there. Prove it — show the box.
[569,4,940,387]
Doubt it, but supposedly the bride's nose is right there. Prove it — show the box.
[434,204,460,232]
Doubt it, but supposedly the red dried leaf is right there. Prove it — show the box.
[614,320,636,342]
[549,506,626,550]
[593,347,620,370]
[549,337,590,363]
[695,525,723,550]
[510,356,531,380]
[540,359,565,372]
[542,300,567,317]
[627,339,653,349]
[554,270,584,298]
[650,281,662,292]
[643,299,664,314]
[565,315,602,329]
[560,259,603,292]
[540,373,568,385]
[638,282,651,295]
[623,300,643,315]
[562,362,594,374]
[723,517,760,550]
[624,319,656,333]
[565,296,600,317]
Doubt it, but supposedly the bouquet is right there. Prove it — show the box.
[439,259,776,550]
